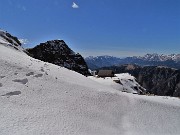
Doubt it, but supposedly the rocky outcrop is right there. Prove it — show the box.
[0,29,25,52]
[26,40,89,76]
[0,30,21,46]
[99,65,180,97]
[136,66,180,97]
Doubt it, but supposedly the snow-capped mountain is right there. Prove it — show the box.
[1,36,180,135]
[85,54,180,70]
[1,31,180,134]
[136,53,180,62]
[26,40,89,76]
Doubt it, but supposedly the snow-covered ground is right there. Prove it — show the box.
[0,43,180,135]
[88,74,146,94]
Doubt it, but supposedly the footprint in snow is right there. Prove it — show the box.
[1,91,21,97]
[12,78,28,84]
[0,76,5,79]
[29,63,32,66]
[17,67,22,70]
[45,72,48,75]
[44,63,48,67]
[14,73,18,75]
[26,72,34,76]
[40,68,45,72]
[34,74,43,78]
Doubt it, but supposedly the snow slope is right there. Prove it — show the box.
[88,73,146,94]
[0,44,180,135]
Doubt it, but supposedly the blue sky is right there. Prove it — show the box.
[0,0,180,57]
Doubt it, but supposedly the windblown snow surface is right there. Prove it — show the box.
[0,44,180,135]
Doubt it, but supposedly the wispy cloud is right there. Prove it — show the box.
[17,4,27,11]
[72,2,79,9]
[7,1,27,11]
[19,39,29,45]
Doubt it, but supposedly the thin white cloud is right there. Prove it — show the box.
[19,39,29,45]
[22,6,27,11]
[72,2,79,9]
[17,4,27,11]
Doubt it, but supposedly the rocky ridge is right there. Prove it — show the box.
[0,29,23,51]
[26,40,89,76]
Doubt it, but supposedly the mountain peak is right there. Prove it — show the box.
[26,40,89,76]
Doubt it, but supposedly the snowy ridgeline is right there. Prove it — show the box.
[0,30,23,52]
[0,43,180,135]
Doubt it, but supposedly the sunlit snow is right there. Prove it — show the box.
[0,40,180,134]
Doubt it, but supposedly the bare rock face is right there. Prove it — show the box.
[26,40,89,76]
[136,66,180,97]
[99,65,180,97]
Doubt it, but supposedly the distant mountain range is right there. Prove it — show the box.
[85,54,180,70]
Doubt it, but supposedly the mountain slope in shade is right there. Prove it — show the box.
[26,40,89,76]
[99,64,180,97]
[1,41,180,134]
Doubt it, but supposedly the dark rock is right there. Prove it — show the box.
[26,40,89,76]
[0,31,21,46]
